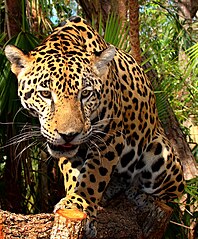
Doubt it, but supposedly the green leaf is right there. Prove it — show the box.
[95,12,130,52]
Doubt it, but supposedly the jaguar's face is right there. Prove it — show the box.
[5,45,115,158]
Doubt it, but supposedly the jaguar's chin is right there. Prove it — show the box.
[47,142,79,158]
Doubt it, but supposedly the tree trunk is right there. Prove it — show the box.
[175,0,198,20]
[117,0,127,23]
[129,0,141,64]
[2,0,24,213]
[5,0,22,38]
[0,195,173,239]
[78,0,111,27]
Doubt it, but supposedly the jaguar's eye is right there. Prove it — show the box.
[81,89,91,99]
[40,91,51,99]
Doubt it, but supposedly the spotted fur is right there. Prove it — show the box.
[5,16,184,237]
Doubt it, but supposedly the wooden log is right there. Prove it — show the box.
[0,210,53,238]
[50,209,86,239]
[0,195,173,239]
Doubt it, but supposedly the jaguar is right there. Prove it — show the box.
[5,16,184,237]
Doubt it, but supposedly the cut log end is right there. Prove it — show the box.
[50,209,86,239]
[56,209,87,221]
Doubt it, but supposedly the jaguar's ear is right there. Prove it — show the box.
[4,45,30,76]
[93,46,116,76]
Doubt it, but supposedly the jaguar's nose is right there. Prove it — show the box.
[59,132,78,143]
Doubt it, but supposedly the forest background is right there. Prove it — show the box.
[0,0,197,238]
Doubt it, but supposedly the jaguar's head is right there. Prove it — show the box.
[5,45,115,158]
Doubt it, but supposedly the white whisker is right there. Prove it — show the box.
[13,107,25,122]
[3,132,42,148]
[89,139,102,157]
[14,140,40,161]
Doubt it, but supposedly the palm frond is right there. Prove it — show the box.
[94,12,131,53]
[185,43,198,77]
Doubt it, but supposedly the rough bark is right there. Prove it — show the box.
[5,0,22,38]
[50,209,86,239]
[0,195,173,239]
[129,0,141,64]
[78,0,111,26]
[117,0,127,23]
[163,109,198,181]
[3,0,24,214]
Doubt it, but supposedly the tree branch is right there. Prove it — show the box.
[0,195,173,239]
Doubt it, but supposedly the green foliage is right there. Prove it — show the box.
[140,0,197,127]
[103,13,131,52]
[91,12,131,53]
[29,0,78,26]
[185,43,198,123]
[186,42,198,68]
[0,8,40,120]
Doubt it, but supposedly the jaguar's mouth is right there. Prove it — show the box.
[47,142,80,158]
[48,142,79,152]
